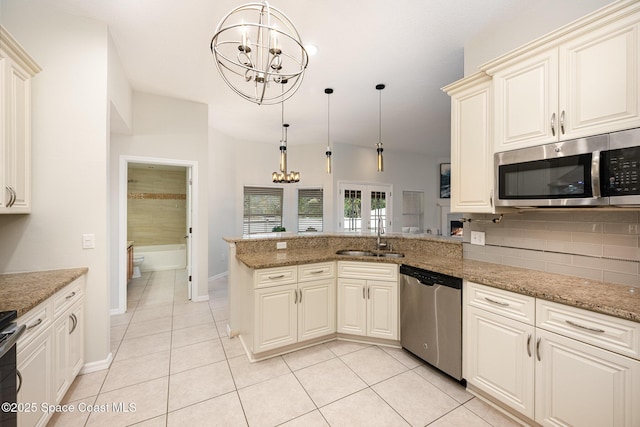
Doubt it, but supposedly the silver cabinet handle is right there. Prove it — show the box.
[5,185,16,207]
[298,289,302,304]
[367,287,370,300]
[527,334,532,357]
[16,369,22,394]
[565,320,605,333]
[560,110,565,134]
[69,313,78,334]
[362,287,365,299]
[27,318,43,330]
[268,274,285,280]
[66,291,77,300]
[489,189,493,208]
[551,112,556,136]
[294,289,298,304]
[484,297,509,307]
[536,337,541,361]
[309,270,324,274]
[4,185,9,206]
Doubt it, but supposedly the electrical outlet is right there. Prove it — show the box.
[276,242,287,250]
[470,231,485,246]
[82,233,95,249]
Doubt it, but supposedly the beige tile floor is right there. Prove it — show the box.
[48,269,524,427]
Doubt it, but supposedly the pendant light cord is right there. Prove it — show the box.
[378,88,382,144]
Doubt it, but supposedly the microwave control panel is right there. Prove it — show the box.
[602,147,639,196]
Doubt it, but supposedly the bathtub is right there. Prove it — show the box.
[134,244,186,272]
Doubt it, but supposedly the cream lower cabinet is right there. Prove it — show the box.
[337,261,398,341]
[464,281,640,426]
[253,262,335,353]
[17,276,85,427]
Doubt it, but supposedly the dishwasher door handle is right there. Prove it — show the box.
[417,280,435,286]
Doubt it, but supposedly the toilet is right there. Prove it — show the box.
[132,255,144,279]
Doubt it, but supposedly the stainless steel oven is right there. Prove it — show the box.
[495,128,640,207]
[0,311,26,427]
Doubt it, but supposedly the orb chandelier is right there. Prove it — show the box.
[210,1,309,105]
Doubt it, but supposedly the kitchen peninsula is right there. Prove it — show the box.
[225,234,640,357]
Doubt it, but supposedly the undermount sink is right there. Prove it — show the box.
[335,249,405,258]
[335,249,376,257]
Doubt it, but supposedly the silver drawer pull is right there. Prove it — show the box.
[526,334,532,357]
[65,291,77,300]
[565,320,605,333]
[27,318,43,330]
[309,270,324,274]
[484,297,509,307]
[267,274,285,280]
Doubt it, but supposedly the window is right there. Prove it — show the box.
[402,190,424,233]
[298,188,323,232]
[243,186,283,235]
[338,183,392,233]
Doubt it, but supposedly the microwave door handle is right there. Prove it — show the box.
[591,150,601,198]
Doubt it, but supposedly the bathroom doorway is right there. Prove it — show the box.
[118,156,199,313]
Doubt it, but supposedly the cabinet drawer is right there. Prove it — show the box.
[465,281,535,325]
[53,277,85,319]
[298,262,335,283]
[16,300,53,351]
[254,266,297,289]
[337,261,397,281]
[536,299,640,360]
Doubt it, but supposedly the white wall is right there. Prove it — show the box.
[110,92,209,305]
[464,0,614,75]
[0,1,111,365]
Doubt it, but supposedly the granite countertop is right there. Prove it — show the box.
[0,268,88,316]
[236,250,640,323]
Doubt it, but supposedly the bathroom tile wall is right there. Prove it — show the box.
[463,210,640,287]
[127,168,187,246]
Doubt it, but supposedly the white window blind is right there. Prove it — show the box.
[243,186,283,235]
[298,188,323,232]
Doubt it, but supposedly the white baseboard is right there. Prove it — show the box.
[109,307,126,315]
[80,352,113,374]
[191,294,209,302]
[208,271,228,281]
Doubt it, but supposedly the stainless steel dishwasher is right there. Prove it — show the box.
[400,264,463,380]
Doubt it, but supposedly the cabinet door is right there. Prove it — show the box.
[254,284,297,353]
[52,315,70,404]
[559,19,640,139]
[449,75,495,213]
[68,301,84,379]
[2,55,32,213]
[493,49,558,151]
[465,306,535,418]
[535,329,640,427]
[337,278,366,337]
[298,279,335,342]
[17,328,53,427]
[366,280,398,340]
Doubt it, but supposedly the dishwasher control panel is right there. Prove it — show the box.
[399,264,462,289]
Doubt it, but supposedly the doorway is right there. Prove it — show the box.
[117,156,198,314]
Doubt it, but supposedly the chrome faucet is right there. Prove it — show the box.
[376,216,388,250]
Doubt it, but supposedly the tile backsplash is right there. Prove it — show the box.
[463,210,639,287]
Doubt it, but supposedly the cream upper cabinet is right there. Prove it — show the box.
[0,26,41,214]
[488,5,640,152]
[443,73,496,213]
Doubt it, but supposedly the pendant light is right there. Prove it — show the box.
[325,88,333,174]
[271,101,300,183]
[376,83,385,172]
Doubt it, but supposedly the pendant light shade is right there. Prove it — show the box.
[376,84,385,172]
[325,88,333,174]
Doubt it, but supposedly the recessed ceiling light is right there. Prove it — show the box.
[305,44,318,56]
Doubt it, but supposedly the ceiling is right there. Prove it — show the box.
[40,0,532,157]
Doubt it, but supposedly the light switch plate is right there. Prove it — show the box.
[82,233,95,249]
[470,231,485,246]
[276,242,287,250]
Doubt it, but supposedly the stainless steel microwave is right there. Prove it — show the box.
[494,128,640,207]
